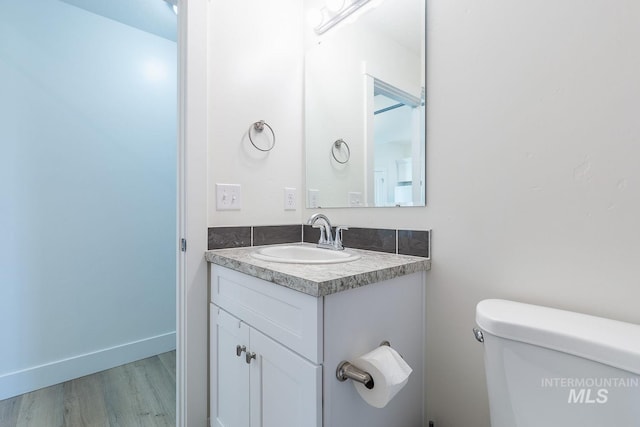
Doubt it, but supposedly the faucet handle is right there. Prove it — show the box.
[333,226,349,250]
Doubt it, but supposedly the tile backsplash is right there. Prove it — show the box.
[207,226,251,250]
[209,224,430,258]
[303,226,396,254]
[398,229,430,258]
[253,225,302,246]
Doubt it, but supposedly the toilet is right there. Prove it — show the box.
[474,299,640,426]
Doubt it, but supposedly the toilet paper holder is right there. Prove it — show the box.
[335,341,391,390]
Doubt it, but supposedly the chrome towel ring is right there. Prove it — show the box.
[248,120,275,152]
[331,139,350,164]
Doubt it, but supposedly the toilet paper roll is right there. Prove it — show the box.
[352,345,413,408]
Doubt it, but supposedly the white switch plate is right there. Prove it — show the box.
[284,187,297,210]
[216,183,242,210]
[308,189,320,208]
[348,191,362,207]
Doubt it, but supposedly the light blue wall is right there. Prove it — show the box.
[0,0,176,398]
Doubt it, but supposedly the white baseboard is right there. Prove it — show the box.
[0,331,176,401]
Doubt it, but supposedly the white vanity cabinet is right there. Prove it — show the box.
[209,261,426,427]
[210,265,322,427]
[210,309,249,427]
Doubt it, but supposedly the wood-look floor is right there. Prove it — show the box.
[0,351,176,427]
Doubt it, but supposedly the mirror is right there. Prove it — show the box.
[304,0,425,208]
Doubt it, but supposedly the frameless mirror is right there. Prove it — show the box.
[304,0,425,208]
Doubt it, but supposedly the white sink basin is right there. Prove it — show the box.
[251,245,361,264]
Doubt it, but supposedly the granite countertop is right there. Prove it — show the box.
[205,243,431,297]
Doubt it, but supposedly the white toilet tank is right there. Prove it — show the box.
[475,299,640,427]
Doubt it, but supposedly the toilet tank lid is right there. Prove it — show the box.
[476,299,640,375]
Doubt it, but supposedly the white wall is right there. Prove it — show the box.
[207,0,640,425]
[208,0,303,227]
[0,0,176,399]
[421,1,640,424]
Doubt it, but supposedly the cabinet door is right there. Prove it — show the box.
[249,328,322,427]
[211,306,250,427]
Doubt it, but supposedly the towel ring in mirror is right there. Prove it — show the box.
[331,139,350,164]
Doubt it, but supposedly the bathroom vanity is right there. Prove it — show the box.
[205,243,430,427]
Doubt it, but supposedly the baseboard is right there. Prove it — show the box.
[0,331,176,401]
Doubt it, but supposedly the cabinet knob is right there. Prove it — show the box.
[236,345,246,357]
[245,352,256,364]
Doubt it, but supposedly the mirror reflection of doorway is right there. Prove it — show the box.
[374,169,387,206]
[372,80,424,206]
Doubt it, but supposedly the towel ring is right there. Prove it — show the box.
[248,120,276,152]
[331,139,350,164]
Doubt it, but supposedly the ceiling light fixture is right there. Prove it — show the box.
[314,0,373,35]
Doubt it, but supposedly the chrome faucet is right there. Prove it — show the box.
[306,213,348,250]
[307,213,333,246]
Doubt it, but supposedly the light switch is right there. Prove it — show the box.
[216,184,242,210]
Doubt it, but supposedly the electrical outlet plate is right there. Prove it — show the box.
[348,191,362,207]
[216,183,242,210]
[284,187,297,210]
[308,189,320,208]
